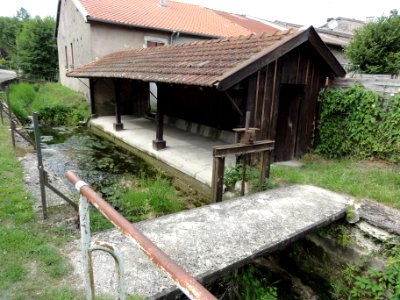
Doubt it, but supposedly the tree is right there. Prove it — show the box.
[0,17,22,59]
[0,8,30,68]
[16,7,31,21]
[345,10,400,75]
[16,16,58,80]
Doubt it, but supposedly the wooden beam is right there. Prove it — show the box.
[211,157,225,203]
[89,78,97,118]
[152,84,166,150]
[246,74,257,128]
[113,79,123,131]
[213,140,274,157]
[259,150,271,185]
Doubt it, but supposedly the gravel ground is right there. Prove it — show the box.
[10,125,77,212]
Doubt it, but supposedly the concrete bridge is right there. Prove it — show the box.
[66,185,350,299]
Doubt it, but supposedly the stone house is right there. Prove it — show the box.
[274,17,365,64]
[55,0,279,99]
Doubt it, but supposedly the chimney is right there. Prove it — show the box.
[160,0,168,7]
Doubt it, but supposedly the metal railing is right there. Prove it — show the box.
[65,171,217,300]
[33,113,78,218]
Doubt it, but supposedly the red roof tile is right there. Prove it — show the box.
[67,29,298,86]
[212,11,278,35]
[80,0,252,37]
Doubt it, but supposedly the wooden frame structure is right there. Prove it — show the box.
[211,140,274,202]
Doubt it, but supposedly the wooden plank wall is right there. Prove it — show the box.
[247,44,331,160]
[331,75,400,96]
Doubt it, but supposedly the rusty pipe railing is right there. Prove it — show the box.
[65,171,217,300]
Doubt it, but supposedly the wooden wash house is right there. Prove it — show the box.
[68,27,345,162]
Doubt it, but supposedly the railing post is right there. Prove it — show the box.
[0,99,4,125]
[78,189,95,300]
[33,113,48,219]
[211,156,225,203]
[5,86,16,150]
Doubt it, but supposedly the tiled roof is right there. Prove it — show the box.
[212,11,279,35]
[68,29,297,87]
[79,0,252,37]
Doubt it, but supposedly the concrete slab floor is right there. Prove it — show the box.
[65,185,351,298]
[90,116,236,188]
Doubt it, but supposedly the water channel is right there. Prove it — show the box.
[36,126,157,195]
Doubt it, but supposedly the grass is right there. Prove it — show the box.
[120,177,184,223]
[0,123,83,299]
[8,82,90,126]
[271,154,400,208]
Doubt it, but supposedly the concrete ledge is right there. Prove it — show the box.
[65,185,350,298]
[164,115,236,144]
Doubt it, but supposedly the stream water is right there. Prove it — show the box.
[32,126,157,197]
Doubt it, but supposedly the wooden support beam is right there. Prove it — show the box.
[259,150,271,187]
[152,85,166,150]
[113,79,123,131]
[211,156,225,203]
[89,78,97,118]
[213,140,274,157]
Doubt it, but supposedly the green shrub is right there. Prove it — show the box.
[8,82,90,126]
[8,83,36,122]
[225,163,274,192]
[316,85,400,162]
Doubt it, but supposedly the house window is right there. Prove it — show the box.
[146,41,165,47]
[70,43,74,68]
[143,36,169,113]
[64,45,68,69]
[143,36,168,48]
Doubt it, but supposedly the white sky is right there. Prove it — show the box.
[0,0,397,26]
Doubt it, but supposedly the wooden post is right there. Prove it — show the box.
[211,156,225,203]
[152,84,166,150]
[0,99,4,124]
[241,155,246,196]
[6,86,16,150]
[113,80,123,131]
[33,113,48,219]
[259,150,271,188]
[89,78,97,118]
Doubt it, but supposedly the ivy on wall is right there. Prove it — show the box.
[316,85,400,163]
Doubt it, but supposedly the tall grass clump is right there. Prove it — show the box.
[120,177,183,223]
[8,82,90,126]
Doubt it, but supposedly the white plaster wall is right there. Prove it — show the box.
[90,24,205,59]
[57,0,91,99]
[58,2,212,100]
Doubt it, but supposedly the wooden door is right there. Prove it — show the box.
[274,85,304,161]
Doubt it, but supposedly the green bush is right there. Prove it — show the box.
[316,85,400,162]
[8,82,90,126]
